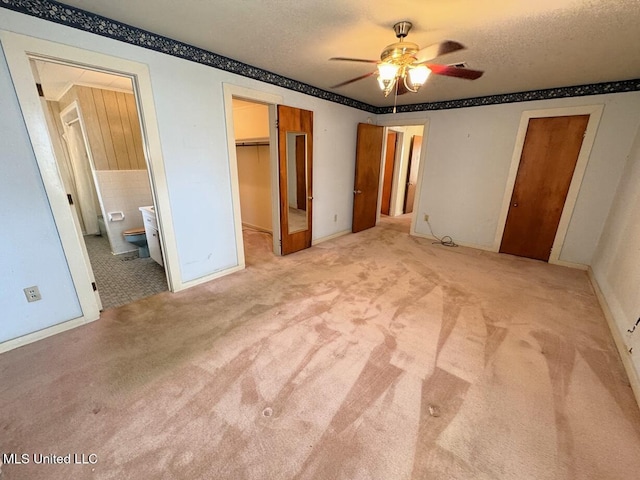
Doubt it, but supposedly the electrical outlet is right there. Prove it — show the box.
[424,214,429,222]
[24,286,42,302]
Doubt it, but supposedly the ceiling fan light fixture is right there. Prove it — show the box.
[407,65,431,90]
[377,62,399,82]
[329,21,483,98]
[377,63,399,96]
[377,75,396,97]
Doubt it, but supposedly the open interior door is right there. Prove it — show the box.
[277,105,313,255]
[403,134,422,214]
[352,123,384,232]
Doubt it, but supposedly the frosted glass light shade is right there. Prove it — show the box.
[408,65,430,88]
[377,63,399,82]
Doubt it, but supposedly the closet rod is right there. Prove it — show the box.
[235,141,270,147]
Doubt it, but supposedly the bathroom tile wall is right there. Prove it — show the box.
[95,170,153,254]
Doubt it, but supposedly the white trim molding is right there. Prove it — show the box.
[0,316,97,355]
[587,268,640,410]
[312,229,351,246]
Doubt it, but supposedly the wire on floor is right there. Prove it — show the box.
[426,219,458,247]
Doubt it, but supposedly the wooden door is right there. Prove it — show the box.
[500,115,589,261]
[353,123,384,232]
[403,135,422,214]
[278,105,313,255]
[380,131,397,215]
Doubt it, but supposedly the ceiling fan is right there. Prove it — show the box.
[330,21,484,97]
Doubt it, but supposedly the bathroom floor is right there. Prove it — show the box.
[84,233,168,310]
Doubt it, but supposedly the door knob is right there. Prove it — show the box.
[354,190,362,194]
[513,203,518,207]
[308,196,313,200]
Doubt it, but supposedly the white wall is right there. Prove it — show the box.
[591,123,640,377]
[95,170,153,254]
[0,10,369,343]
[0,46,82,343]
[236,145,272,231]
[379,92,640,265]
[233,101,269,140]
[233,101,273,232]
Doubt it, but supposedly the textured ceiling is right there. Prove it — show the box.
[45,0,640,107]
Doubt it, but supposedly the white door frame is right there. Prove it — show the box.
[59,101,104,309]
[380,128,404,217]
[375,118,430,236]
[222,83,283,262]
[0,32,178,326]
[389,130,405,217]
[493,105,604,267]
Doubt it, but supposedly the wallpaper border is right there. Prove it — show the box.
[2,0,639,115]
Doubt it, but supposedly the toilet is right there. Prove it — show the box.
[123,227,149,258]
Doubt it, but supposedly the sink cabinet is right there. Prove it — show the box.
[139,206,163,266]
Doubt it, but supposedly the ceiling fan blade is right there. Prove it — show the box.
[427,64,484,80]
[330,57,378,64]
[331,71,376,89]
[416,40,465,63]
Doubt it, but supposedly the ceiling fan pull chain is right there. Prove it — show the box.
[393,77,399,114]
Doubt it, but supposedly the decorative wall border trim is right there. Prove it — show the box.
[378,79,640,114]
[0,0,378,113]
[2,0,640,115]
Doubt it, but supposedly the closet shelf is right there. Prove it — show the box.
[235,137,270,146]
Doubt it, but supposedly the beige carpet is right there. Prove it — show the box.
[1,216,639,479]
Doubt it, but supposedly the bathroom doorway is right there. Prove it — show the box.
[32,58,169,310]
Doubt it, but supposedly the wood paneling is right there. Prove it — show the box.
[90,87,118,170]
[58,85,145,171]
[102,89,130,169]
[75,86,109,170]
[125,93,146,168]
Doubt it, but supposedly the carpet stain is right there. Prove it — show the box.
[411,367,472,480]
[531,329,577,477]
[293,333,403,479]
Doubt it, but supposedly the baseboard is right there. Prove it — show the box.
[550,259,589,270]
[0,314,99,354]
[410,230,496,252]
[242,222,272,234]
[174,264,245,292]
[312,229,351,246]
[587,267,640,409]
[114,248,137,256]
